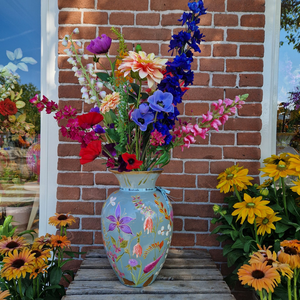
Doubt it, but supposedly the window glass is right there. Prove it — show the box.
[0,0,41,235]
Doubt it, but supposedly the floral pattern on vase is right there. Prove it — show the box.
[101,169,173,287]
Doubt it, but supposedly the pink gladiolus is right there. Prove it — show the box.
[133,242,143,258]
[219,114,229,125]
[144,216,153,234]
[183,135,196,148]
[212,99,223,110]
[229,107,236,114]
[224,98,233,107]
[202,111,213,122]
[210,119,222,131]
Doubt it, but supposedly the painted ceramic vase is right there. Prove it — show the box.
[101,169,173,287]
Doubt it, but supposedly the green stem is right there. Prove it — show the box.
[281,177,288,217]
[268,291,272,300]
[259,290,264,300]
[33,277,36,298]
[288,278,292,300]
[254,218,259,244]
[294,268,298,300]
[233,185,242,202]
[273,180,277,197]
[18,278,23,298]
[37,276,40,298]
[60,226,63,236]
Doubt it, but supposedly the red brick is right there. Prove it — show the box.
[236,161,261,175]
[110,13,134,25]
[161,13,182,26]
[185,102,209,116]
[122,27,171,41]
[173,218,183,231]
[237,132,261,145]
[185,161,209,174]
[213,44,237,57]
[210,190,227,203]
[168,189,183,202]
[58,144,81,157]
[95,202,105,215]
[59,71,78,84]
[59,85,81,98]
[213,74,236,87]
[58,26,96,40]
[225,88,263,102]
[173,147,222,160]
[57,201,94,215]
[57,172,94,186]
[98,0,147,10]
[82,188,106,200]
[214,14,238,26]
[171,233,195,246]
[136,13,160,26]
[199,13,212,26]
[210,161,235,174]
[239,74,263,87]
[224,118,262,131]
[57,187,81,200]
[223,147,261,160]
[209,249,227,263]
[82,159,107,172]
[58,0,95,9]
[58,158,81,171]
[157,175,196,188]
[226,59,263,72]
[185,219,208,232]
[210,132,235,145]
[200,59,224,72]
[183,88,224,101]
[197,175,218,189]
[193,73,210,86]
[68,231,93,245]
[241,14,265,27]
[238,103,262,116]
[185,189,209,203]
[196,234,220,246]
[94,231,104,244]
[201,28,224,41]
[82,217,102,230]
[173,204,215,218]
[151,0,187,11]
[204,0,225,12]
[227,0,265,12]
[59,11,81,25]
[83,12,108,24]
[163,160,183,173]
[193,44,212,57]
[95,172,118,185]
[227,29,264,43]
[240,45,264,57]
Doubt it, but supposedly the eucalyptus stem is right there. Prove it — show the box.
[233,185,242,202]
[281,177,288,217]
[288,278,292,300]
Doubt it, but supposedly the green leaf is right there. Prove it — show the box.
[223,244,234,256]
[275,222,290,233]
[231,239,244,249]
[210,225,232,235]
[155,151,170,166]
[16,100,26,109]
[224,214,233,225]
[25,284,33,298]
[227,249,244,267]
[140,92,148,100]
[111,236,117,246]
[120,240,128,248]
[106,128,120,143]
[230,230,239,241]
[116,253,124,262]
[49,267,62,286]
[287,197,300,218]
[96,72,110,82]
[128,95,137,104]
[130,83,140,95]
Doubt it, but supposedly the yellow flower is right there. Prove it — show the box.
[256,212,281,235]
[278,240,300,270]
[232,194,274,224]
[291,179,300,195]
[32,233,52,249]
[216,165,253,193]
[30,247,52,267]
[288,153,300,173]
[50,235,71,249]
[0,236,27,255]
[1,248,35,281]
[49,212,76,227]
[29,263,48,279]
[263,153,291,165]
[0,289,10,300]
[238,261,280,293]
[256,179,273,189]
[260,160,296,181]
[100,92,121,114]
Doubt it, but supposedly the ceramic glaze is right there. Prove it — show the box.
[101,170,173,287]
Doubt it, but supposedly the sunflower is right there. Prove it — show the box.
[288,153,300,173]
[1,248,35,281]
[50,235,71,249]
[0,236,27,255]
[278,240,300,269]
[256,212,281,235]
[30,247,51,267]
[29,262,48,279]
[238,261,281,293]
[49,212,76,227]
[216,165,253,193]
[0,289,10,300]
[260,160,296,181]
[232,194,274,224]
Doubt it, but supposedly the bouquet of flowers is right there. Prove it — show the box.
[30,0,247,171]
[212,152,300,299]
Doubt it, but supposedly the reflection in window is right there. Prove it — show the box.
[0,0,41,235]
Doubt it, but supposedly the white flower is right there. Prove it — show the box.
[67,57,76,65]
[78,77,86,84]
[82,92,89,99]
[81,86,88,93]
[86,63,93,71]
[158,230,161,235]
[75,70,83,77]
[166,231,168,236]
[90,96,97,103]
[109,196,116,206]
[78,49,84,55]
[72,66,78,72]
[62,40,68,47]
[73,28,79,34]
[161,226,164,231]
[100,91,106,99]
[83,54,88,60]
[76,41,82,47]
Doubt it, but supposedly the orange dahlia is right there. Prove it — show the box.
[49,213,76,227]
[50,235,71,249]
[100,92,121,114]
[0,236,27,255]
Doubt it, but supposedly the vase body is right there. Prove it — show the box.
[101,169,173,287]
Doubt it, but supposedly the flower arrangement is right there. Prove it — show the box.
[30,0,247,171]
[212,152,300,299]
[0,213,79,300]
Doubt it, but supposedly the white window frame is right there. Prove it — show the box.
[39,0,59,235]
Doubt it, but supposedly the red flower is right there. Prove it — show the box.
[121,153,143,170]
[77,112,103,129]
[79,140,102,164]
[0,99,18,116]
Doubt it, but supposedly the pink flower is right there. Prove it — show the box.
[224,98,233,107]
[133,242,143,258]
[210,119,222,131]
[150,129,166,146]
[100,92,120,113]
[219,114,229,125]
[202,111,213,122]
[113,244,121,253]
[183,135,196,149]
[144,216,153,234]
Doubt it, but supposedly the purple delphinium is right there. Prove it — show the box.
[94,124,105,134]
[131,109,154,131]
[86,34,112,54]
[148,90,174,113]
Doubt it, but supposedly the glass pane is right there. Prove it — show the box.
[277,2,300,154]
[0,0,41,236]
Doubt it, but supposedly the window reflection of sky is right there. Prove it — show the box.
[0,0,40,89]
[278,29,300,104]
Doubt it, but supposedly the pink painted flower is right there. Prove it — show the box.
[144,216,153,234]
[133,242,143,258]
[150,129,166,146]
[113,244,121,253]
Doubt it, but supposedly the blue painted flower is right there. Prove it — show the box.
[107,203,134,234]
[131,109,154,131]
[148,90,174,113]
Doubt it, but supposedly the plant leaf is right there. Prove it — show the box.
[96,72,110,82]
[17,62,28,72]
[16,100,26,109]
[21,57,37,64]
[14,48,23,59]
[6,50,15,61]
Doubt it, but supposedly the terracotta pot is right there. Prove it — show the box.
[6,205,32,232]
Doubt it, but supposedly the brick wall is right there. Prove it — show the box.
[57,0,265,294]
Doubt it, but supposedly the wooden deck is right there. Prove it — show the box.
[62,248,236,300]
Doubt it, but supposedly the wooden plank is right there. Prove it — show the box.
[80,257,216,269]
[65,280,231,295]
[75,268,224,281]
[63,294,236,300]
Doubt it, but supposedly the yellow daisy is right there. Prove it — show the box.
[260,160,296,182]
[232,194,274,224]
[48,213,76,227]
[0,236,27,255]
[263,153,291,165]
[291,180,300,195]
[278,241,300,270]
[29,262,48,279]
[32,233,52,249]
[216,165,253,193]
[50,235,71,249]
[0,289,10,300]
[256,212,281,235]
[256,179,273,189]
[288,153,300,173]
[30,247,52,267]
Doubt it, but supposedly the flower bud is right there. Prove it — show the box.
[213,204,220,213]
[73,28,79,34]
[260,188,269,196]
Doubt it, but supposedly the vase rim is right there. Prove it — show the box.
[110,168,163,175]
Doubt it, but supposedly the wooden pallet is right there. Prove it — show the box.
[62,249,236,300]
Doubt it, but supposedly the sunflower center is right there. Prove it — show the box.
[226,174,234,180]
[262,218,269,225]
[138,118,145,124]
[58,215,68,220]
[6,241,20,249]
[285,246,298,255]
[31,250,42,258]
[266,259,275,266]
[128,158,135,165]
[57,240,62,244]
[252,270,265,279]
[246,202,255,208]
[12,259,25,269]
[277,164,286,170]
